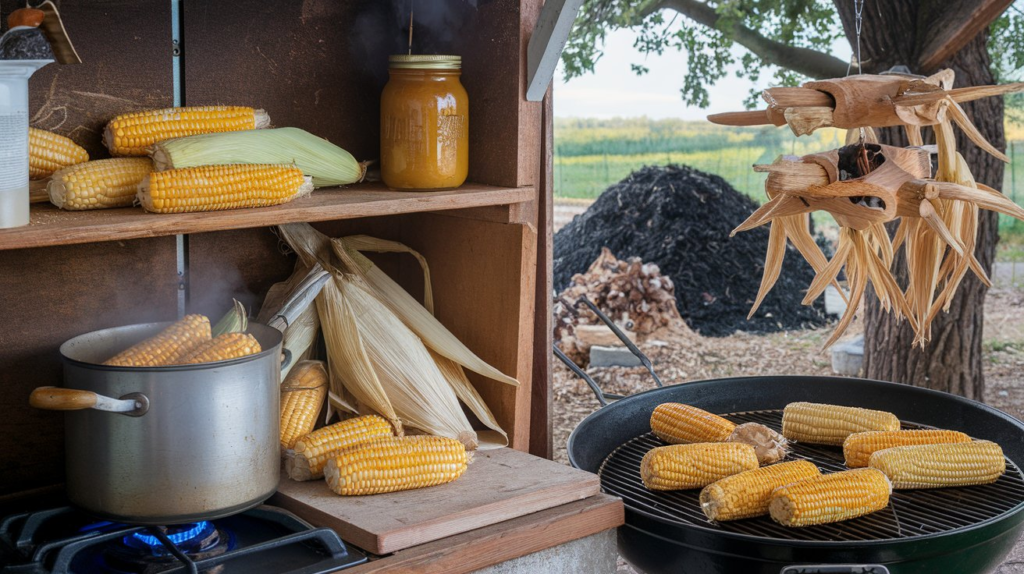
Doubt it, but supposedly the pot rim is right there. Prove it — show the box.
[60,321,283,372]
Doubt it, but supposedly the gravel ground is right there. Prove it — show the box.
[550,287,1024,573]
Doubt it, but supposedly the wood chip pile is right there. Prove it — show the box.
[555,247,692,365]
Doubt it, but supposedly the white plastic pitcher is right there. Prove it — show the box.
[0,59,51,229]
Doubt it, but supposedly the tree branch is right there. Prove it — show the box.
[646,0,851,79]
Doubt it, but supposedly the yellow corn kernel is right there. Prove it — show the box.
[137,164,312,214]
[280,361,329,450]
[843,429,971,468]
[782,402,900,446]
[868,441,1006,489]
[178,332,261,364]
[286,415,395,481]
[324,435,468,496]
[48,158,152,211]
[29,128,89,179]
[700,460,821,521]
[104,106,270,156]
[651,403,736,444]
[769,468,891,527]
[104,315,211,367]
[641,442,758,491]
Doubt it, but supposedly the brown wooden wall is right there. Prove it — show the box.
[0,0,543,494]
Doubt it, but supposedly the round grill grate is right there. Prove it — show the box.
[598,409,1024,542]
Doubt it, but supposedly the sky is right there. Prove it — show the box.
[553,24,854,121]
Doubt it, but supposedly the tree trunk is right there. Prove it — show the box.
[834,1,1005,400]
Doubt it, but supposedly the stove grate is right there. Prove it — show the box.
[598,409,1024,542]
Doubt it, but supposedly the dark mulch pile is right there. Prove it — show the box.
[553,165,830,337]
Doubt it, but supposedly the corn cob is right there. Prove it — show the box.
[28,128,88,179]
[651,403,736,444]
[177,332,261,364]
[324,435,468,496]
[782,402,900,446]
[104,315,211,367]
[104,106,271,156]
[844,429,971,468]
[769,468,892,527]
[286,415,395,481]
[280,361,329,450]
[700,460,821,521]
[868,441,1006,489]
[640,442,758,491]
[137,164,313,214]
[48,158,151,211]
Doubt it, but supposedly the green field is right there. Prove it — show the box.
[553,117,1024,241]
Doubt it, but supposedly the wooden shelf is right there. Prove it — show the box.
[0,183,534,251]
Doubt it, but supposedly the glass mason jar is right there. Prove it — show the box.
[381,55,468,191]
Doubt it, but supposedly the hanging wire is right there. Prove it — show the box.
[846,0,866,76]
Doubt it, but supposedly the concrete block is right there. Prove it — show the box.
[830,334,864,376]
[824,284,848,317]
[590,345,641,368]
[473,529,618,574]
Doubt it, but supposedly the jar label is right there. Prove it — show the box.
[438,114,467,145]
[0,112,29,192]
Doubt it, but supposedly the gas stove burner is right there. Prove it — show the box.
[0,505,365,574]
[103,521,231,573]
[124,521,218,553]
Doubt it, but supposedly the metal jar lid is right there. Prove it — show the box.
[389,54,461,70]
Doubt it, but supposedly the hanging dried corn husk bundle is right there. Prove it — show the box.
[277,223,515,450]
[718,70,1024,348]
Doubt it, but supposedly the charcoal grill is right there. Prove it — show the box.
[561,299,1024,572]
[567,377,1024,574]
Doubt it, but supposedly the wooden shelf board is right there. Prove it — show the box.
[344,494,623,574]
[0,183,534,251]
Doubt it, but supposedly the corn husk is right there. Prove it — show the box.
[212,299,248,337]
[277,223,515,449]
[150,127,366,187]
[279,303,319,380]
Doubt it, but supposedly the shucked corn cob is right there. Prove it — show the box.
[651,403,736,444]
[641,442,758,491]
[782,402,900,446]
[769,468,891,527]
[844,429,971,468]
[700,460,820,521]
[29,128,88,179]
[178,332,261,364]
[286,415,395,481]
[280,361,329,450]
[324,435,468,496]
[104,315,211,367]
[869,441,1006,489]
[48,158,152,211]
[137,164,313,214]
[104,106,271,156]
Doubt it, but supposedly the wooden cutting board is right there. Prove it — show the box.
[271,447,601,554]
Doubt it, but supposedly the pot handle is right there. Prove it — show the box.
[780,566,890,574]
[30,387,149,417]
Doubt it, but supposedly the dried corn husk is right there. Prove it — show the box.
[277,223,515,449]
[333,235,519,388]
[431,350,507,448]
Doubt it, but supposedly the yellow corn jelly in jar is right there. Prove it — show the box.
[381,55,468,190]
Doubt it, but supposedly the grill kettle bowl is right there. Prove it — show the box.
[567,376,1024,574]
